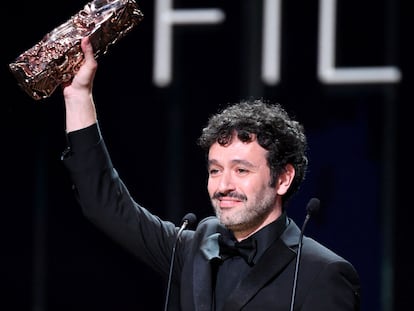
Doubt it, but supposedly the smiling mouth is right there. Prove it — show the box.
[217,198,242,208]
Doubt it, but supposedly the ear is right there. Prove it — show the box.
[276,164,295,195]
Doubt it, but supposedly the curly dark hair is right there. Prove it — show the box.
[197,99,308,204]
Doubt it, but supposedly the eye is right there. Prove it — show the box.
[209,168,220,176]
[236,168,249,175]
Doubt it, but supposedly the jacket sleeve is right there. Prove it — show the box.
[61,123,181,277]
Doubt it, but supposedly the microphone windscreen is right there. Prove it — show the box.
[181,213,198,229]
[306,198,320,215]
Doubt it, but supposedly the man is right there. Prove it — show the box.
[61,37,360,310]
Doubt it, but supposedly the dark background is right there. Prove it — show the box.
[1,0,411,310]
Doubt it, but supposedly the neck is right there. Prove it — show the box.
[231,209,282,241]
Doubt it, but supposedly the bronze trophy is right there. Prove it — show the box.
[9,0,144,100]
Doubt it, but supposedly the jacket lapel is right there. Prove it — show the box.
[192,228,223,311]
[189,218,300,311]
[222,222,298,310]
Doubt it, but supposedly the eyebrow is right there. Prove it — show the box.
[208,159,257,168]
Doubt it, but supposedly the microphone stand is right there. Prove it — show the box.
[289,198,320,311]
[164,213,197,311]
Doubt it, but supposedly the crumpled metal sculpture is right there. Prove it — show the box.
[9,0,144,100]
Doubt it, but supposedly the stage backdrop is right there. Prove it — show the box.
[1,0,410,310]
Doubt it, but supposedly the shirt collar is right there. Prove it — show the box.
[219,211,288,265]
[248,211,287,264]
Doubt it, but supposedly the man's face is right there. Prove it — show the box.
[207,135,281,238]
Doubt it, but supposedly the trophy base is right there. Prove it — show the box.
[9,0,144,100]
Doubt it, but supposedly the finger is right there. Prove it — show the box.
[81,36,96,63]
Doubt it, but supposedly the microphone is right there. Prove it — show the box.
[289,198,320,311]
[164,213,197,311]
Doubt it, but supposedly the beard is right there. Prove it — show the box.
[211,186,278,234]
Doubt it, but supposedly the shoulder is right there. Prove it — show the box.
[299,235,360,287]
[301,236,353,266]
[196,216,220,233]
[188,216,222,243]
[283,218,358,273]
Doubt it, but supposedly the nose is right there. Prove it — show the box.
[216,171,236,193]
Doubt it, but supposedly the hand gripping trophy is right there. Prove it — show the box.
[9,0,144,100]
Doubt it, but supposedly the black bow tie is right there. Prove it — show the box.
[218,234,257,265]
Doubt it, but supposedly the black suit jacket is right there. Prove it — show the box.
[62,124,360,310]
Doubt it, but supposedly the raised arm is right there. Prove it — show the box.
[62,36,98,133]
